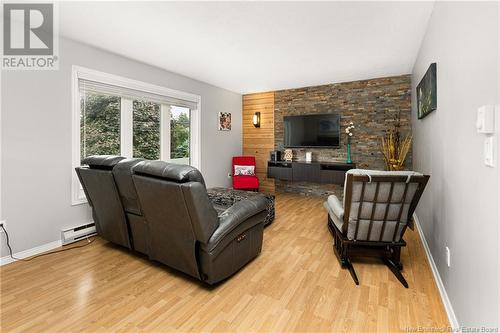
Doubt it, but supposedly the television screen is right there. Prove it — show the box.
[284,114,340,148]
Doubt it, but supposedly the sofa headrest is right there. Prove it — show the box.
[133,160,206,186]
[81,155,125,169]
[114,158,145,176]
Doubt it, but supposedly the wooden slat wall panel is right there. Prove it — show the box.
[243,92,275,194]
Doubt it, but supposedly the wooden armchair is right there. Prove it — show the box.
[324,169,429,287]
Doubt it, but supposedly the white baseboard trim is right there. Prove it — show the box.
[413,214,459,329]
[0,239,62,266]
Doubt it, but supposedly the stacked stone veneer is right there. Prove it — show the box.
[274,75,412,196]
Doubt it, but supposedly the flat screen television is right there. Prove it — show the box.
[284,114,340,148]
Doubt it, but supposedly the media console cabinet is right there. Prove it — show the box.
[267,160,356,185]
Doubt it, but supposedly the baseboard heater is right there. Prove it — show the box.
[61,222,96,245]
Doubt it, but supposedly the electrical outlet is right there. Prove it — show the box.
[0,220,6,232]
[446,246,451,267]
[227,172,232,178]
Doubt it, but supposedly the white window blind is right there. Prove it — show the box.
[78,78,198,109]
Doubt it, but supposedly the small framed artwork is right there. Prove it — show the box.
[417,62,437,119]
[218,112,231,131]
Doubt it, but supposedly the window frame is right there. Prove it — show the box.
[71,66,201,205]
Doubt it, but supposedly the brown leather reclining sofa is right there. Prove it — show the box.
[75,155,268,284]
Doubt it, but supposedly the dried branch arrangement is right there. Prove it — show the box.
[380,111,412,171]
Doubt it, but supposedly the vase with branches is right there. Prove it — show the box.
[345,122,354,164]
[380,111,412,171]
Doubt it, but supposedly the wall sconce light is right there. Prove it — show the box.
[253,112,261,128]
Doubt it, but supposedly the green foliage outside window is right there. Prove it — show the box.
[80,94,120,160]
[133,100,161,160]
[81,94,190,163]
[171,111,190,159]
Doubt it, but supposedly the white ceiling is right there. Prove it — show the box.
[60,1,434,94]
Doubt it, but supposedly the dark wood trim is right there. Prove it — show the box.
[406,175,430,228]
[392,182,409,242]
[342,174,353,235]
[353,182,366,239]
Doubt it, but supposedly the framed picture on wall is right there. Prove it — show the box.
[417,62,437,119]
[218,112,231,131]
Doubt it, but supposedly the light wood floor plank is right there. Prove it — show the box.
[0,193,448,332]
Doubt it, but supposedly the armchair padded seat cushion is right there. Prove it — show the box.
[324,201,344,232]
[326,195,344,220]
[232,156,259,190]
[232,175,259,189]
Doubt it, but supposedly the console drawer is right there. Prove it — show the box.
[320,169,346,185]
[292,163,320,182]
[268,166,292,180]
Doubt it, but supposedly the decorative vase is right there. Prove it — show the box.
[346,141,352,164]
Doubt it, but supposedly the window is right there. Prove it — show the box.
[133,100,161,160]
[72,66,201,205]
[170,106,190,164]
[80,93,121,159]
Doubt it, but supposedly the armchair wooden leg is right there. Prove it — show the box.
[392,247,403,270]
[343,258,359,285]
[333,241,359,286]
[383,258,408,288]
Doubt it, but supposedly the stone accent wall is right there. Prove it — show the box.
[274,74,412,196]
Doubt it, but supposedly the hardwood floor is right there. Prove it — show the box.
[0,193,448,332]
